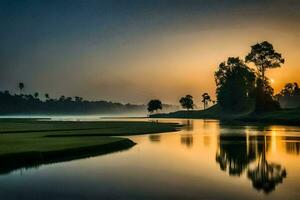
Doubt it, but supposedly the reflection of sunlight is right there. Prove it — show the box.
[245,128,250,155]
[271,130,277,153]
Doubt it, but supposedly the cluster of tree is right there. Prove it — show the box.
[147,93,214,113]
[215,41,284,112]
[216,134,287,193]
[274,82,300,109]
[0,85,147,115]
[277,82,300,97]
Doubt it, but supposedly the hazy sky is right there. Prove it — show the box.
[0,0,299,104]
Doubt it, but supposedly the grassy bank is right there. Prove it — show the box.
[0,120,181,174]
[238,108,300,125]
[150,105,300,125]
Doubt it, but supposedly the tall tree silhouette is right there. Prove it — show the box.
[179,95,194,111]
[215,57,256,111]
[18,83,25,94]
[245,41,284,89]
[201,93,211,110]
[147,99,162,113]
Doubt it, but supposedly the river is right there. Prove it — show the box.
[0,119,299,199]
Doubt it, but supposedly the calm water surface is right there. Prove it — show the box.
[0,119,300,200]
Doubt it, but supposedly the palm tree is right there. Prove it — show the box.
[201,93,211,110]
[18,82,25,94]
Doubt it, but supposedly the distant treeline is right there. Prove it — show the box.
[0,90,177,115]
[275,82,300,108]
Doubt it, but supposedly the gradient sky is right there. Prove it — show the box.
[0,0,299,104]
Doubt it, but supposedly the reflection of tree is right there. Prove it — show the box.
[181,120,194,131]
[216,135,256,176]
[203,135,210,147]
[247,148,287,193]
[181,134,193,148]
[285,140,300,155]
[149,134,161,142]
[216,135,287,193]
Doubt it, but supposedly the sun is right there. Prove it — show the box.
[270,79,275,84]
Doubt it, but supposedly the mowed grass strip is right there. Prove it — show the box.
[0,120,181,134]
[0,120,181,174]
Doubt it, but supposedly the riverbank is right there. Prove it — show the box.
[150,105,300,126]
[0,119,181,174]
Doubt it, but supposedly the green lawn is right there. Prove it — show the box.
[0,119,181,174]
[0,120,181,155]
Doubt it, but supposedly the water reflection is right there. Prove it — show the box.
[203,135,210,147]
[216,135,256,176]
[181,119,194,131]
[216,134,288,193]
[149,134,161,142]
[285,140,300,155]
[180,134,194,148]
[1,119,300,200]
[247,149,287,193]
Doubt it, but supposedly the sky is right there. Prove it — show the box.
[0,0,299,104]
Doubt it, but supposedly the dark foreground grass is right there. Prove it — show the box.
[0,120,181,174]
[238,108,300,125]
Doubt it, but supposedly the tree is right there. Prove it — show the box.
[279,82,300,96]
[34,92,39,99]
[215,57,256,111]
[179,95,194,111]
[147,99,162,113]
[18,82,25,94]
[245,41,284,88]
[59,95,66,102]
[245,42,283,112]
[75,96,83,102]
[201,93,211,110]
[254,78,280,111]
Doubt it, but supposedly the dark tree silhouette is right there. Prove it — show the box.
[254,77,280,112]
[75,96,83,102]
[59,95,66,102]
[245,42,283,112]
[0,89,149,115]
[215,57,256,111]
[279,82,300,97]
[201,93,211,110]
[245,41,284,88]
[275,82,300,109]
[216,134,287,193]
[34,92,39,98]
[147,99,162,113]
[179,95,194,111]
[247,138,287,193]
[18,83,24,94]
